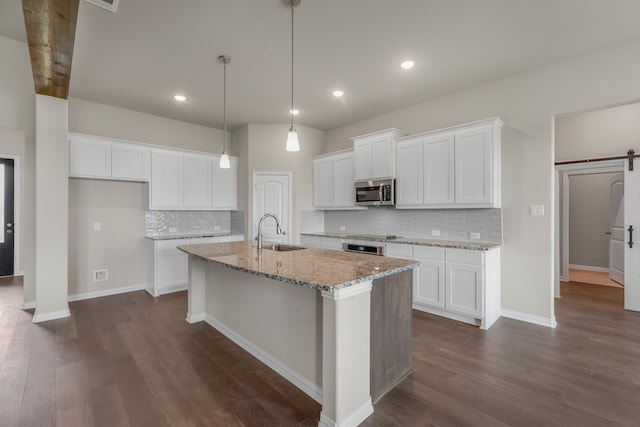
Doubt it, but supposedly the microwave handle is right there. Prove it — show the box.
[379,183,384,202]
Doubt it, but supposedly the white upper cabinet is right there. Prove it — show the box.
[312,150,360,210]
[111,143,150,180]
[424,133,455,205]
[150,150,239,211]
[352,129,407,180]
[183,153,213,209]
[454,125,495,206]
[313,156,334,208]
[396,139,423,206]
[212,155,238,210]
[69,133,150,181]
[150,150,184,209]
[395,118,502,209]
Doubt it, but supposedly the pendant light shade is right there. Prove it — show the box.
[286,0,301,152]
[286,126,300,152]
[218,54,231,168]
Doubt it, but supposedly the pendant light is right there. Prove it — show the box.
[218,54,231,168]
[286,0,300,152]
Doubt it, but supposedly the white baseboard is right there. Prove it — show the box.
[22,301,35,310]
[568,264,609,273]
[186,312,205,324]
[32,308,71,323]
[501,309,557,328]
[204,314,323,404]
[412,303,481,327]
[68,283,146,302]
[319,398,374,427]
[158,284,187,296]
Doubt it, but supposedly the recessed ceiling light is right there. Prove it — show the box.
[400,60,415,70]
[174,94,186,102]
[333,90,344,98]
[290,109,299,116]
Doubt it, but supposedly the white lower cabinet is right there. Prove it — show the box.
[388,242,500,329]
[146,235,244,296]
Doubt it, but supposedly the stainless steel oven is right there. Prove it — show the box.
[355,178,395,206]
[342,242,385,256]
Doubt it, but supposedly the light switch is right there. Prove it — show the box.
[530,205,545,216]
[93,222,101,231]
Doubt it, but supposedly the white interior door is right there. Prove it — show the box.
[609,173,624,284]
[253,172,291,245]
[624,160,640,311]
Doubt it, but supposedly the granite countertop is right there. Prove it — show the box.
[146,232,244,241]
[178,241,418,292]
[301,232,500,251]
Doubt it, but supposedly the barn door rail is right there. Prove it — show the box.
[555,149,638,171]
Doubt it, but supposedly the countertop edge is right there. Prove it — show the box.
[178,245,419,292]
[146,232,245,241]
[300,232,500,251]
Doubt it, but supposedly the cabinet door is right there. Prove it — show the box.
[415,259,445,308]
[332,152,355,207]
[150,150,183,209]
[184,154,213,209]
[445,262,483,317]
[111,143,149,181]
[455,126,493,205]
[156,240,188,291]
[212,156,238,210]
[353,139,371,180]
[424,133,455,205]
[371,135,393,179]
[69,137,111,178]
[396,140,423,205]
[313,157,334,207]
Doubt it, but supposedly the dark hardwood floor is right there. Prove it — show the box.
[1,277,640,426]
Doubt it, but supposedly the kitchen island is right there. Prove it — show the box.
[179,241,418,427]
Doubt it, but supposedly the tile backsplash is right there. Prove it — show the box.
[146,210,243,236]
[323,208,502,243]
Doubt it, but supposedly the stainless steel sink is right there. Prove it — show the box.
[263,244,306,252]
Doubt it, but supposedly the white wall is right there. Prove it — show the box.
[325,37,640,323]
[568,174,613,268]
[0,35,36,305]
[239,124,325,244]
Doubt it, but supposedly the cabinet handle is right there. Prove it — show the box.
[629,225,634,248]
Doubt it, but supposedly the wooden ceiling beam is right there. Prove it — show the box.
[22,0,80,99]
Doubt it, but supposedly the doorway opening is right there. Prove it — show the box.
[556,162,624,298]
[0,158,17,277]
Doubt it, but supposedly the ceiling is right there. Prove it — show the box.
[3,0,640,131]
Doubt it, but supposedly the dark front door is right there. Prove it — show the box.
[0,159,14,276]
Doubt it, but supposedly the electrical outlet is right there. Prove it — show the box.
[93,222,101,231]
[169,227,178,233]
[214,225,221,231]
[530,204,545,216]
[431,230,441,237]
[470,232,481,240]
[94,269,108,281]
[339,226,346,232]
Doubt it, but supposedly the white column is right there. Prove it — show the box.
[186,257,206,323]
[33,94,70,323]
[319,281,374,427]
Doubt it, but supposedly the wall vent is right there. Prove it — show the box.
[85,0,119,13]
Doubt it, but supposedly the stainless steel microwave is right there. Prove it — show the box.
[355,179,395,206]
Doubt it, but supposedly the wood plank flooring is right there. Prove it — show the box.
[1,277,640,426]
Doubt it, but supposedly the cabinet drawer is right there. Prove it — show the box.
[413,246,444,261]
[156,239,183,252]
[192,237,220,245]
[446,248,483,265]
[385,243,413,260]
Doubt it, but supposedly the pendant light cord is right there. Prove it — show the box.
[223,58,227,155]
[290,0,295,129]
